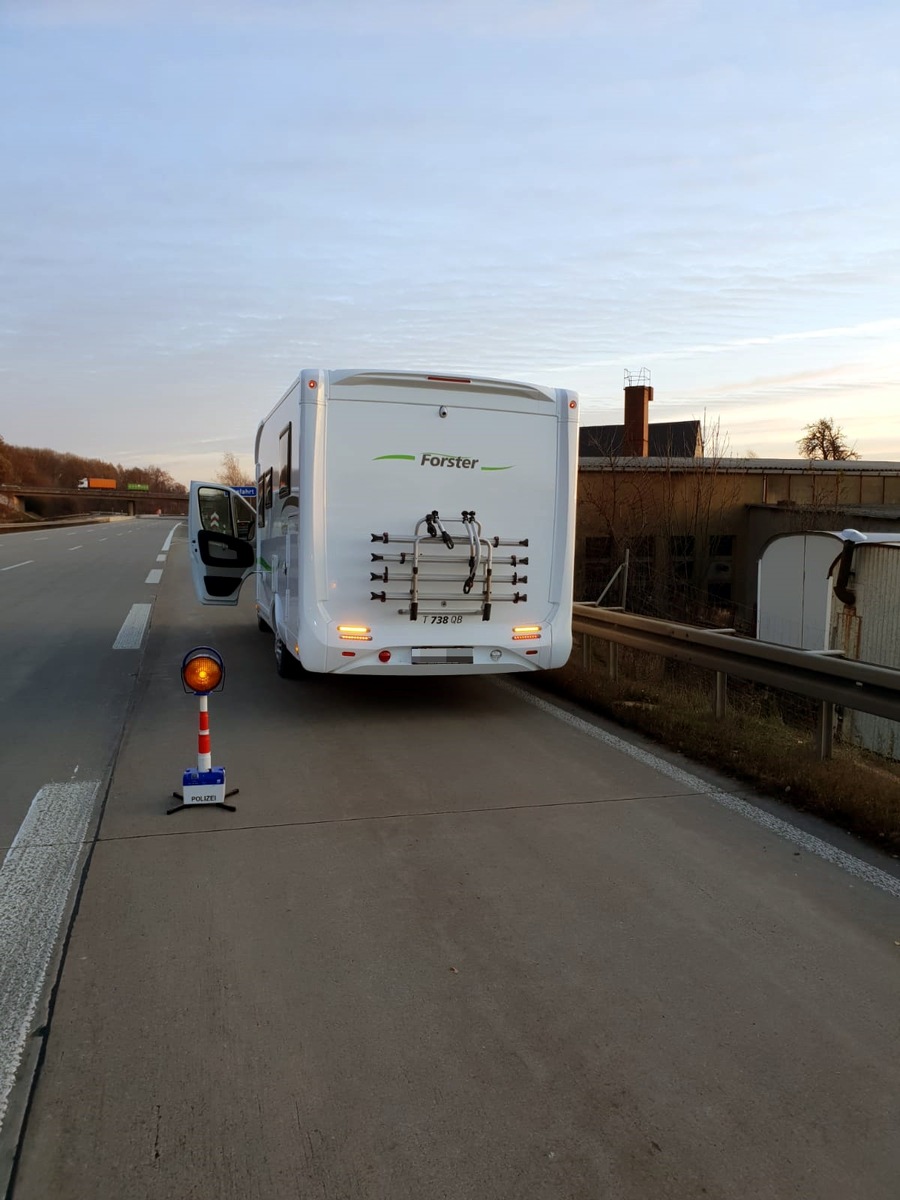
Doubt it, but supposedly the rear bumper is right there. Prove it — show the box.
[323,640,554,675]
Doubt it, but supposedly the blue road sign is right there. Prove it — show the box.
[233,485,257,497]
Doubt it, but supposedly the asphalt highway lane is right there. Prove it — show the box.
[0,517,180,1172]
[0,518,178,851]
[7,528,900,1198]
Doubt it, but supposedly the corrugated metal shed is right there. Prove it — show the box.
[758,530,900,651]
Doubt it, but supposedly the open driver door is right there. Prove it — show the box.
[187,481,257,605]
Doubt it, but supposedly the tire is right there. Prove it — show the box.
[274,634,301,678]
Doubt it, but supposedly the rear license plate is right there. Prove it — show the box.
[411,647,474,665]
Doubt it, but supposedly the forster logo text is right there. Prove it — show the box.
[420,453,478,469]
[373,453,512,472]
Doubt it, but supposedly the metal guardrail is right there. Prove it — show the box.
[572,603,900,758]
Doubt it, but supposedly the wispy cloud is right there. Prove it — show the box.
[2,0,899,477]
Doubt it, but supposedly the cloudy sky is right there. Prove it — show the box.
[1,0,898,483]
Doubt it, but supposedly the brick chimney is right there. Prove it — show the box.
[623,368,653,456]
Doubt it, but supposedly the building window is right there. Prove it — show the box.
[582,536,613,601]
[628,536,655,602]
[585,535,613,560]
[707,534,734,606]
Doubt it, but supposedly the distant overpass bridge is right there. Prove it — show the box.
[0,483,187,518]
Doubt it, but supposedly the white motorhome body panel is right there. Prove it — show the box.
[195,369,577,675]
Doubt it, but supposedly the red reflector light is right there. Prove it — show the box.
[379,650,391,663]
[342,651,356,657]
[526,649,538,655]
[427,375,471,384]
[308,379,317,388]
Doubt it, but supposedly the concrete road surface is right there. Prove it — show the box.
[8,530,900,1199]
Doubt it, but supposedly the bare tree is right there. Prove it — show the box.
[216,452,254,486]
[797,418,859,461]
[0,436,12,482]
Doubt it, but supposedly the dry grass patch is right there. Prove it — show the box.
[534,658,900,853]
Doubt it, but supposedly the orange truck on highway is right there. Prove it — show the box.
[77,478,116,490]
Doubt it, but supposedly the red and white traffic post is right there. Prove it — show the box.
[168,647,239,815]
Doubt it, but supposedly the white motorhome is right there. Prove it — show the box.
[188,368,578,676]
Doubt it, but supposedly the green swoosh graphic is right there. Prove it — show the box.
[374,454,416,461]
[257,557,272,571]
[481,465,513,471]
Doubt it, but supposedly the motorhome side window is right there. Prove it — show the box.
[265,468,274,509]
[278,425,292,497]
[257,477,266,528]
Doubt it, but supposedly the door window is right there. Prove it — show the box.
[198,488,233,537]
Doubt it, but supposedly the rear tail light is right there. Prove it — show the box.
[512,625,542,641]
[338,625,372,642]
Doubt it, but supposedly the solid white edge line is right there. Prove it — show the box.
[161,522,181,552]
[0,562,34,572]
[0,781,100,1129]
[495,680,900,901]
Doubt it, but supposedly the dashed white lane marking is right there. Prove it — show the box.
[0,780,100,1129]
[498,681,900,901]
[113,603,152,649]
[156,554,166,562]
[65,531,79,537]
[67,546,83,552]
[34,537,48,542]
[0,561,33,572]
[161,523,180,553]
[145,569,163,585]
[99,538,108,542]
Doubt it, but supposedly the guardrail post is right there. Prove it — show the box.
[818,701,835,760]
[714,672,727,719]
[582,633,592,673]
[608,641,619,682]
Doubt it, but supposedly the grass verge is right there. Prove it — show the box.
[533,649,900,854]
